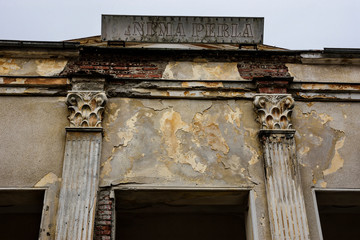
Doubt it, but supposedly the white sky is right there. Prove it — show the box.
[1,0,359,50]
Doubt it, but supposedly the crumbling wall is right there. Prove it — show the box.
[100,98,261,187]
[293,102,360,239]
[99,98,271,239]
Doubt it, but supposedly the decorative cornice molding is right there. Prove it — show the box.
[254,94,294,130]
[66,91,107,128]
[259,129,295,143]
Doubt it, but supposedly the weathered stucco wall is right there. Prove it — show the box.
[0,58,68,76]
[293,102,360,239]
[287,63,360,83]
[294,102,360,188]
[100,97,271,239]
[100,98,263,187]
[0,97,68,186]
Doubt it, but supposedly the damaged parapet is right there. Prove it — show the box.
[55,77,107,240]
[254,94,310,240]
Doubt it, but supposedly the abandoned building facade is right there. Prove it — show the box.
[0,16,359,240]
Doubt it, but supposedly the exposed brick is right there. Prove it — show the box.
[95,66,110,70]
[116,74,132,78]
[96,220,112,225]
[143,67,158,70]
[98,200,112,205]
[94,189,113,239]
[98,205,112,210]
[131,74,147,78]
[79,65,94,70]
[112,67,128,70]
[98,210,112,215]
[148,74,162,78]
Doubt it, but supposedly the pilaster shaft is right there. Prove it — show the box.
[254,94,310,240]
[56,80,107,240]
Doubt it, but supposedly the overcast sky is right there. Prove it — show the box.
[1,0,359,50]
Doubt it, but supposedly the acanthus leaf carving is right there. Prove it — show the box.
[66,91,107,128]
[254,94,294,130]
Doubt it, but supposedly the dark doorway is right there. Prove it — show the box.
[0,189,45,240]
[115,189,249,240]
[316,190,360,240]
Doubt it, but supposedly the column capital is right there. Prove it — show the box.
[66,91,107,128]
[254,94,294,130]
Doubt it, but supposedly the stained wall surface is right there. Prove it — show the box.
[293,102,360,239]
[100,98,262,187]
[0,97,68,187]
[100,98,271,239]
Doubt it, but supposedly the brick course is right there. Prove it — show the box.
[94,189,114,240]
[61,49,297,81]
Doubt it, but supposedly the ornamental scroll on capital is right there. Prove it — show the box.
[66,91,107,128]
[254,94,294,130]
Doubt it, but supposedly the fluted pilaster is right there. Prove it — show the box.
[254,94,310,240]
[56,87,107,240]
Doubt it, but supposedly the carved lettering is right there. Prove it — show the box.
[119,19,261,42]
[133,22,144,36]
[174,23,185,36]
[158,22,172,36]
[146,22,156,36]
[192,23,204,37]
[205,23,216,37]
[242,23,253,37]
[231,24,240,37]
[124,25,131,36]
[218,24,230,37]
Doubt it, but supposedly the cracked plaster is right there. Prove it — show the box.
[100,98,261,187]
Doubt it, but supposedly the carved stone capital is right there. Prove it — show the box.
[66,91,107,128]
[254,94,294,130]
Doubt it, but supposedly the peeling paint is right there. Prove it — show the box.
[116,112,139,147]
[181,81,224,88]
[221,155,241,171]
[193,112,229,154]
[100,156,113,180]
[247,146,259,165]
[162,61,245,80]
[287,63,360,83]
[159,109,207,173]
[299,146,310,155]
[0,58,68,76]
[323,136,345,176]
[225,105,242,127]
[318,113,333,124]
[35,172,59,187]
[244,127,260,165]
[101,99,261,186]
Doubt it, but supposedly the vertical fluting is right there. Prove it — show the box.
[55,132,102,240]
[254,94,310,240]
[263,135,310,240]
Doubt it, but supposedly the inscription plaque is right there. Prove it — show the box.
[102,15,264,44]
